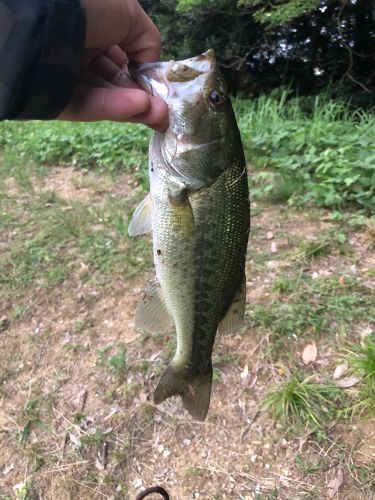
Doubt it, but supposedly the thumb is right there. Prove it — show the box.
[59,85,168,130]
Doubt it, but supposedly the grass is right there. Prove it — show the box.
[1,95,374,498]
[347,334,375,415]
[236,91,375,211]
[251,273,374,353]
[262,371,346,428]
[0,93,374,210]
[0,169,151,305]
[0,121,150,172]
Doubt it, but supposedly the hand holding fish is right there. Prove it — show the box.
[59,0,168,130]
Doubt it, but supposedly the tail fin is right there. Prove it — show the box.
[154,364,212,421]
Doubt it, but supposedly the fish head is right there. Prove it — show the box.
[130,50,241,188]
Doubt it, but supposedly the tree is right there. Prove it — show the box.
[141,0,375,98]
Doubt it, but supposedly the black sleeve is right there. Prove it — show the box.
[0,0,86,120]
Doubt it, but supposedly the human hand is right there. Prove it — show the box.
[59,0,168,131]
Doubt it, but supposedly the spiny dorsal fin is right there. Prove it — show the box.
[128,194,152,236]
[135,278,174,333]
[218,274,246,335]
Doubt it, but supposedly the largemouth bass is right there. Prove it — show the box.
[128,50,250,420]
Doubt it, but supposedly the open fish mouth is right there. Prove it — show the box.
[128,49,217,101]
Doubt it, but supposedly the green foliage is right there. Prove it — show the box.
[250,0,321,27]
[109,345,127,376]
[348,334,375,415]
[147,0,375,96]
[178,0,321,26]
[0,120,150,171]
[1,94,374,213]
[262,371,345,427]
[237,92,375,211]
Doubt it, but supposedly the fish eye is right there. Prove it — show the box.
[208,90,225,106]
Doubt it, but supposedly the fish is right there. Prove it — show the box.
[128,50,250,421]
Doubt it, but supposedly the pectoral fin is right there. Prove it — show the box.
[169,189,195,237]
[218,275,246,335]
[135,278,174,333]
[128,194,152,236]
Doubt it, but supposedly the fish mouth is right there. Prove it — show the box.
[128,50,216,100]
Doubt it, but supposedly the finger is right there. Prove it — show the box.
[119,2,162,63]
[127,96,169,132]
[89,55,138,89]
[90,55,122,82]
[105,45,128,68]
[59,86,168,128]
[79,69,116,89]
[89,54,142,89]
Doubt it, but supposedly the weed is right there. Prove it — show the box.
[18,394,49,444]
[185,466,206,477]
[237,92,375,211]
[262,372,345,427]
[139,403,156,422]
[252,274,374,353]
[347,334,375,415]
[293,239,331,263]
[294,454,324,473]
[109,345,127,376]
[13,481,34,500]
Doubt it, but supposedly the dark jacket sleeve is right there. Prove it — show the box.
[0,0,86,120]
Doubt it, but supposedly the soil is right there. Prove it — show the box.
[0,167,374,500]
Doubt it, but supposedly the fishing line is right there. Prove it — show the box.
[228,166,247,187]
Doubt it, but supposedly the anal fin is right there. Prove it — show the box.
[135,278,174,333]
[218,275,246,335]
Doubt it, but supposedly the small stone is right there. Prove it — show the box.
[265,463,270,469]
[133,478,142,489]
[0,316,10,332]
[280,438,288,448]
[157,444,164,454]
[183,439,191,446]
[163,449,171,458]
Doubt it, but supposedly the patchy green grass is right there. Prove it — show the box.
[262,371,346,428]
[1,103,374,498]
[347,334,375,415]
[251,273,374,353]
[0,165,151,306]
[0,121,150,172]
[237,92,375,211]
[1,93,374,210]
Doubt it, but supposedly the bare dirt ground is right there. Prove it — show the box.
[0,167,374,499]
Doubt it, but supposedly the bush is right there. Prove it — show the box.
[237,92,375,211]
[1,92,374,211]
[0,120,150,171]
